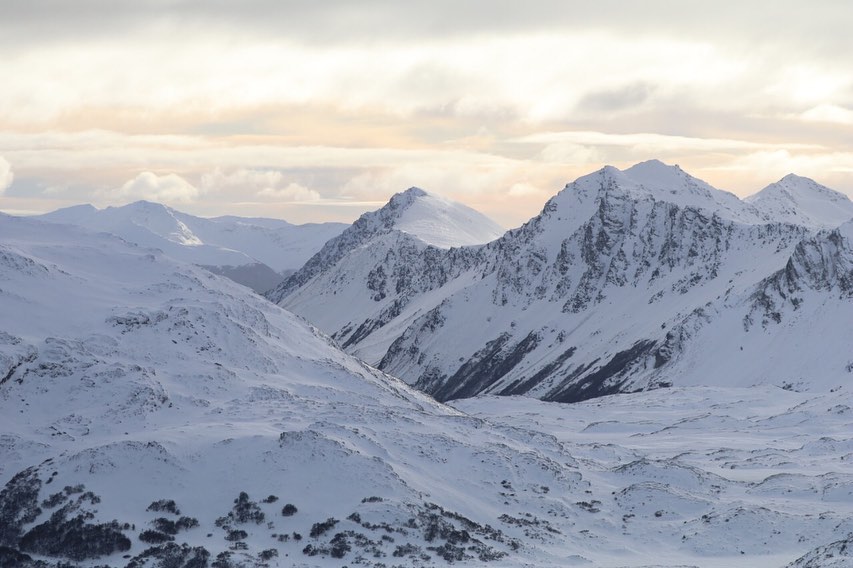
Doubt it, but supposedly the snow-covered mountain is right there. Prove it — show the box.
[272,161,852,404]
[3,212,852,567]
[747,173,853,229]
[35,201,347,293]
[390,188,505,248]
[265,187,504,304]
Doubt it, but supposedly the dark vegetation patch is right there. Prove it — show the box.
[215,492,264,529]
[147,499,181,515]
[139,530,174,544]
[0,468,42,547]
[19,507,131,561]
[0,546,37,568]
[125,542,210,568]
[498,513,561,539]
[150,516,199,535]
[309,517,338,538]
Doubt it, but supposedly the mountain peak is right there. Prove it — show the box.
[747,174,853,229]
[546,161,756,226]
[61,203,98,213]
[391,190,504,249]
[357,187,503,249]
[780,173,810,183]
[382,186,430,215]
[401,186,429,198]
[37,203,99,224]
[267,187,504,302]
[116,199,174,214]
[622,159,686,186]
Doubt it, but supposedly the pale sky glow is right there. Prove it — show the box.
[1,1,852,225]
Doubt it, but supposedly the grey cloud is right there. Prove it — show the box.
[3,176,51,199]
[576,82,655,113]
[2,0,852,57]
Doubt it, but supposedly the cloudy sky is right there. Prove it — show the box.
[1,0,852,226]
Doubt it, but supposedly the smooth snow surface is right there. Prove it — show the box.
[393,188,505,248]
[747,173,853,229]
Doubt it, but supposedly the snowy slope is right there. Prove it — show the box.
[392,188,505,248]
[272,161,853,404]
[746,173,853,229]
[0,214,552,567]
[35,201,346,293]
[647,219,853,392]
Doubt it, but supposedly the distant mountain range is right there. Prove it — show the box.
[35,201,348,293]
[269,160,853,403]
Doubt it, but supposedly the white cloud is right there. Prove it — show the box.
[0,156,13,194]
[257,182,320,202]
[115,171,199,203]
[507,182,547,198]
[800,104,853,126]
[0,31,801,124]
[201,168,320,202]
[517,131,821,153]
[201,168,282,193]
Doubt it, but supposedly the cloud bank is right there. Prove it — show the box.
[0,157,13,194]
[115,172,199,204]
[0,2,850,224]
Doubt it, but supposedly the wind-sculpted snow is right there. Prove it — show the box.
[455,386,853,567]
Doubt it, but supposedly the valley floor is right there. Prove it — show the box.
[453,385,853,568]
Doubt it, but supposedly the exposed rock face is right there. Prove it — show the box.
[273,162,851,402]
